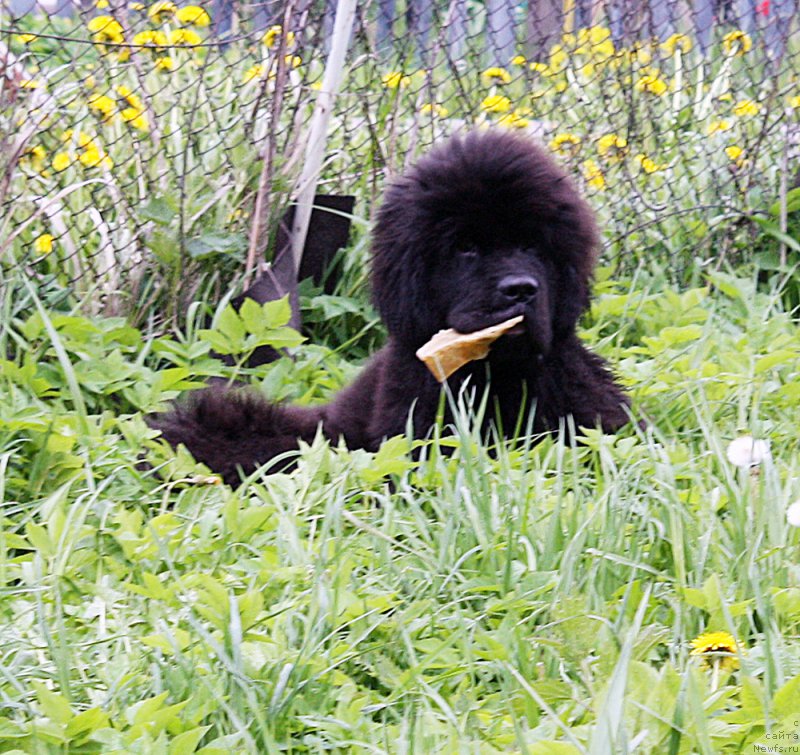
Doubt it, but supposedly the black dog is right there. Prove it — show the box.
[150,130,633,485]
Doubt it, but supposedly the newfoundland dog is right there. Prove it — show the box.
[150,130,633,485]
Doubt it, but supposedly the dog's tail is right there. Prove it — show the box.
[147,386,324,486]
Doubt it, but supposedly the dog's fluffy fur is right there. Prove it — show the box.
[150,130,633,485]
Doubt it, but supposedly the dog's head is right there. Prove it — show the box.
[371,130,599,357]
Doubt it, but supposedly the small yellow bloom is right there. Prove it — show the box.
[96,0,109,7]
[481,66,512,85]
[115,85,144,111]
[480,94,511,113]
[148,0,177,23]
[733,99,760,118]
[121,107,148,131]
[635,153,665,174]
[284,54,302,68]
[176,5,210,26]
[636,74,668,96]
[722,30,752,56]
[262,24,295,49]
[88,93,116,121]
[61,130,95,148]
[582,159,606,190]
[16,33,38,44]
[690,631,743,673]
[529,62,550,75]
[34,234,54,254]
[597,133,628,160]
[87,15,124,38]
[168,27,202,46]
[243,64,264,83]
[662,33,692,55]
[382,71,411,89]
[20,79,41,89]
[419,103,449,118]
[78,145,112,169]
[21,144,47,171]
[129,1,145,9]
[549,132,581,157]
[52,152,71,171]
[133,29,168,51]
[725,145,745,165]
[706,118,733,135]
[155,55,175,71]
[497,111,530,129]
[510,55,526,66]
[548,44,568,74]
[789,95,800,109]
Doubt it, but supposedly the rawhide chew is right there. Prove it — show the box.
[415,315,524,382]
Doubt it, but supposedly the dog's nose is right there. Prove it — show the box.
[498,274,539,303]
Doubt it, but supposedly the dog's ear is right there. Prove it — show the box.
[370,183,442,347]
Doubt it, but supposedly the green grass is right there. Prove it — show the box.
[1,265,799,753]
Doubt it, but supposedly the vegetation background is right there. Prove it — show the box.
[1,0,800,751]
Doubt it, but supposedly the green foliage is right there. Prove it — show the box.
[2,269,800,751]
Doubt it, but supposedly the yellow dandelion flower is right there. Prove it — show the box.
[176,5,210,26]
[21,144,47,171]
[16,33,38,44]
[382,71,411,89]
[155,55,175,71]
[20,79,41,89]
[481,66,512,85]
[480,94,512,113]
[87,14,124,38]
[578,25,612,47]
[690,631,743,673]
[419,103,449,118]
[168,27,202,45]
[133,29,168,51]
[789,95,800,109]
[597,133,628,160]
[34,234,54,254]
[510,54,526,66]
[78,145,112,169]
[549,132,581,157]
[52,152,72,171]
[529,62,550,75]
[115,85,144,111]
[662,33,692,55]
[579,62,596,79]
[635,153,665,174]
[284,54,302,68]
[61,130,95,148]
[120,107,148,130]
[582,159,606,190]
[636,74,668,96]
[723,30,752,56]
[497,111,530,129]
[733,99,760,118]
[88,93,116,122]
[243,64,264,83]
[96,0,109,7]
[616,44,651,66]
[725,145,745,165]
[262,24,295,49]
[129,1,145,9]
[706,118,733,135]
[148,0,177,23]
[548,44,568,73]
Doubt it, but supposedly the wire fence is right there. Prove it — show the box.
[2,0,799,322]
